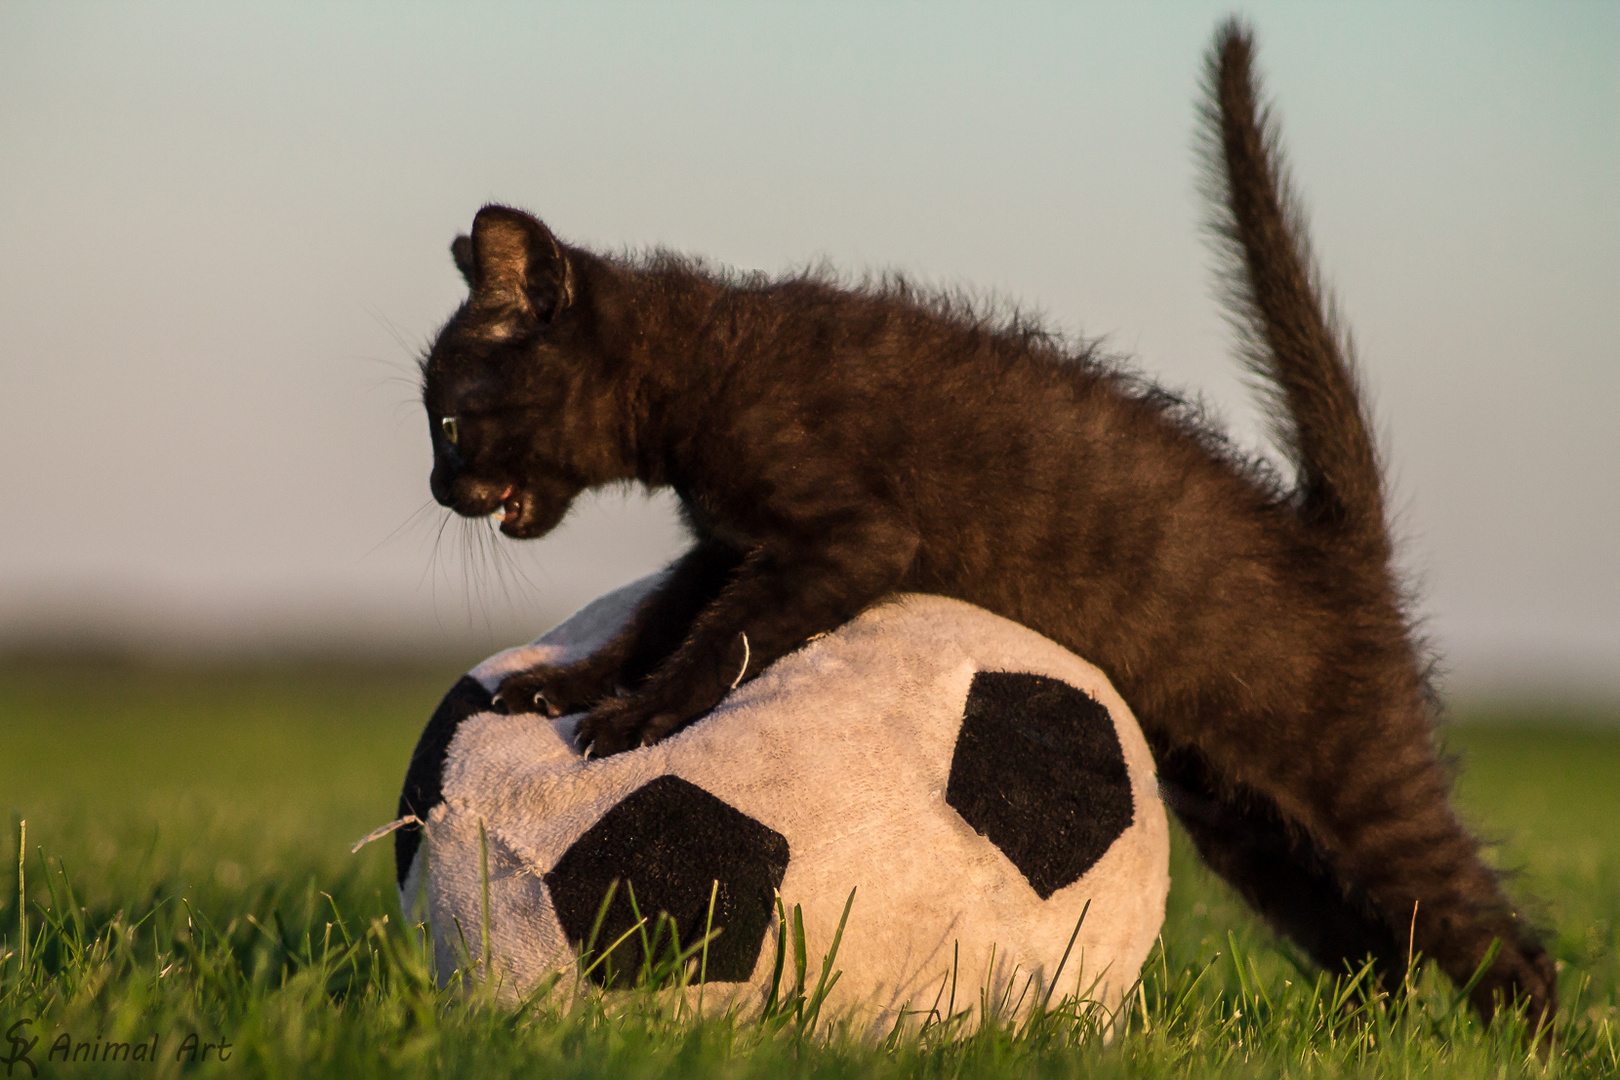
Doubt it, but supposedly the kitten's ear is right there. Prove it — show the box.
[464,205,574,332]
[450,235,476,288]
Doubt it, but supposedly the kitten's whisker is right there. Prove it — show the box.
[490,528,539,602]
[422,507,456,598]
[363,304,432,363]
[460,517,487,633]
[366,499,441,561]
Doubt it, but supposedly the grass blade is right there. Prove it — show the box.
[14,817,24,983]
[698,878,718,1011]
[1044,898,1089,1011]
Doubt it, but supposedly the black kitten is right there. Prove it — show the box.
[418,22,1555,1031]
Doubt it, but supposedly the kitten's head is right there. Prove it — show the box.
[421,205,610,539]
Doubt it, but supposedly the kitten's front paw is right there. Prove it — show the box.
[496,664,613,718]
[574,696,687,757]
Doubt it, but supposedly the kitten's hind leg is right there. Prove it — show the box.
[1162,701,1557,1036]
[1157,745,1407,989]
[1303,724,1559,1034]
[496,539,744,716]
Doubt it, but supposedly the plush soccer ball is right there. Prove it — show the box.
[392,576,1169,1031]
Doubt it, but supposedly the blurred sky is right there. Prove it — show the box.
[2,2,1616,697]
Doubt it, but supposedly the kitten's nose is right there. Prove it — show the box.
[429,461,459,507]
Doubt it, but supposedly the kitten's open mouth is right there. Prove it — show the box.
[494,485,522,528]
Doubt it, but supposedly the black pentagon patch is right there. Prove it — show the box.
[545,774,789,987]
[395,675,494,886]
[946,671,1134,899]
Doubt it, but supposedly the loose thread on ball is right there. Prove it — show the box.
[730,633,751,691]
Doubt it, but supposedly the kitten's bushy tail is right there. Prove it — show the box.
[1200,20,1388,554]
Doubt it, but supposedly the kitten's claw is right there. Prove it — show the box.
[496,663,613,718]
[573,700,691,758]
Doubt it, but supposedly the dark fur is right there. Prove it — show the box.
[418,22,1555,1031]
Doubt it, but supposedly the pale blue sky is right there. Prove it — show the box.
[2,3,1616,698]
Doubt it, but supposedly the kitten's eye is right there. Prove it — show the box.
[441,416,459,445]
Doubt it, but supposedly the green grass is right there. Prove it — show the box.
[1,658,1617,1077]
